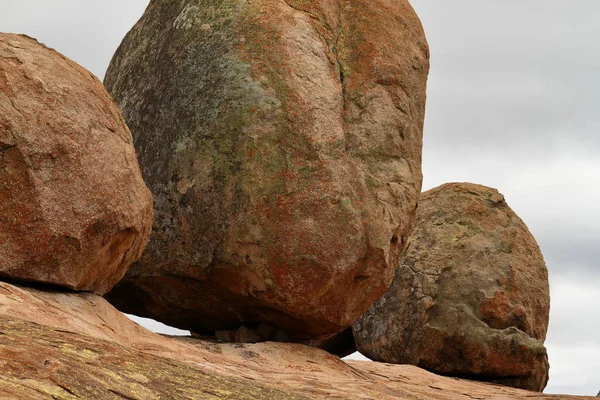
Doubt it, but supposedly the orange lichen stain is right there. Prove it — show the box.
[465,200,486,215]
[480,291,512,322]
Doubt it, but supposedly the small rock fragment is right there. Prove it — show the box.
[235,326,261,344]
[257,323,274,341]
[104,0,430,339]
[272,329,291,343]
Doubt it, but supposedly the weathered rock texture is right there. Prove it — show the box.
[0,319,307,400]
[354,183,551,392]
[0,281,591,400]
[0,34,152,295]
[104,0,429,338]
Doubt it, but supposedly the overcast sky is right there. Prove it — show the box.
[1,0,598,396]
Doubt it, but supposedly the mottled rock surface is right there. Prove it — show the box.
[0,318,305,400]
[104,0,429,338]
[354,183,551,391]
[0,281,590,400]
[0,34,152,295]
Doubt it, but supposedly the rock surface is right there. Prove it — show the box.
[0,281,591,400]
[0,34,152,295]
[0,318,304,400]
[104,0,430,338]
[354,183,551,392]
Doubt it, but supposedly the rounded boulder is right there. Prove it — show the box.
[354,183,551,391]
[104,0,430,338]
[0,34,153,295]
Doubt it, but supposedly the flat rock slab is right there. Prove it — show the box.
[0,281,590,400]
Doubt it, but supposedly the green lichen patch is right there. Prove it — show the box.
[0,317,308,399]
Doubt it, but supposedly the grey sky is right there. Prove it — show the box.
[411,1,600,396]
[1,0,598,396]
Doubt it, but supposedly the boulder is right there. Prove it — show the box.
[354,183,551,391]
[0,34,152,295]
[234,326,262,343]
[0,281,592,400]
[104,0,430,338]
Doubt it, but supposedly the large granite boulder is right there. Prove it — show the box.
[0,34,152,294]
[104,0,430,338]
[354,183,551,391]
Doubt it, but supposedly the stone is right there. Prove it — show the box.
[272,329,292,343]
[354,183,551,392]
[0,34,152,295]
[257,323,274,341]
[0,281,592,400]
[215,330,237,343]
[104,0,430,338]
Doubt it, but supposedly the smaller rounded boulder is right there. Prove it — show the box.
[353,182,550,392]
[0,34,152,294]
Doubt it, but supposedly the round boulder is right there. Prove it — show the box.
[104,0,430,339]
[0,34,153,295]
[353,183,550,391]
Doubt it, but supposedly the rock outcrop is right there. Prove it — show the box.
[0,34,152,295]
[104,0,430,338]
[0,280,591,400]
[354,183,551,391]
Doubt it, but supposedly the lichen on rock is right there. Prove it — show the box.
[354,182,551,392]
[104,0,430,339]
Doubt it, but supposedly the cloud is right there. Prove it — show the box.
[545,278,600,396]
[0,0,149,79]
[412,0,600,158]
[411,1,600,395]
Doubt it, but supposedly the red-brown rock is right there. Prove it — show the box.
[235,326,262,343]
[0,34,152,295]
[0,281,590,400]
[354,183,551,391]
[104,0,429,338]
